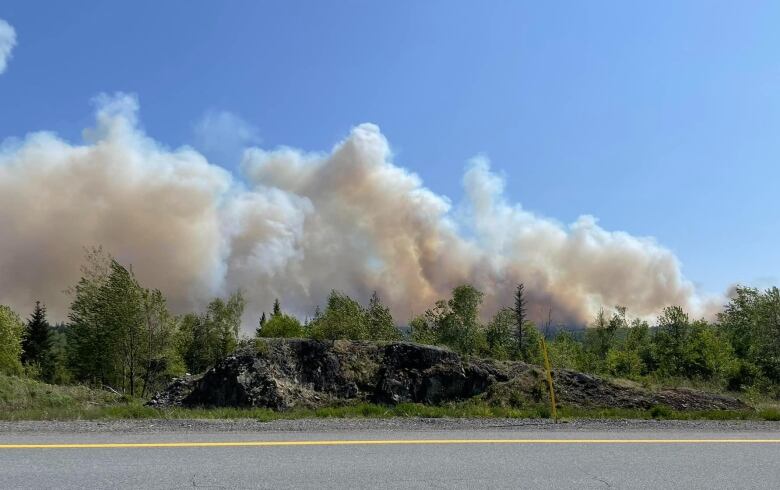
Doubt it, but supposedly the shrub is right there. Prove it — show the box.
[650,404,673,419]
[257,314,304,338]
[0,305,24,375]
[606,348,643,379]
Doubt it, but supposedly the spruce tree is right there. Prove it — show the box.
[256,312,267,336]
[22,301,52,366]
[513,283,527,357]
[272,299,281,317]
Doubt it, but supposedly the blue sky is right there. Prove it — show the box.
[1,1,779,295]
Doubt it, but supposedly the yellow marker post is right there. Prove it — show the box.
[540,337,558,421]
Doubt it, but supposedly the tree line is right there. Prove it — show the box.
[1,248,778,398]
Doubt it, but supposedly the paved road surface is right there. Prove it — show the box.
[1,421,779,489]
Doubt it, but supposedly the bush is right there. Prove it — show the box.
[257,314,304,338]
[0,305,24,375]
[548,332,585,371]
[606,348,643,379]
[309,290,400,341]
[650,404,673,419]
[309,291,369,340]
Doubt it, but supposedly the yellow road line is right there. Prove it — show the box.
[1,439,780,449]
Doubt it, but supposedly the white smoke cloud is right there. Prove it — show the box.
[0,18,16,74]
[0,94,717,329]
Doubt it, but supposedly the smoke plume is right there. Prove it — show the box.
[0,94,715,328]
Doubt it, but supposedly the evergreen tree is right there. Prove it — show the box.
[256,312,267,337]
[513,283,527,356]
[272,299,282,317]
[22,301,52,367]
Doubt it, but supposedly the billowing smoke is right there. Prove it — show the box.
[0,94,715,329]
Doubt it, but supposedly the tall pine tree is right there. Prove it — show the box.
[22,301,52,366]
[513,283,527,358]
[272,299,282,317]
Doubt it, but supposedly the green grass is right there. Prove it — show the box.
[2,374,778,422]
[0,373,120,420]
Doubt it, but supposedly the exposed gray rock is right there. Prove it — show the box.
[149,338,749,412]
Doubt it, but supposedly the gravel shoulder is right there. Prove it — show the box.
[2,417,779,435]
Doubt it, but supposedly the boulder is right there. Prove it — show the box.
[149,338,749,412]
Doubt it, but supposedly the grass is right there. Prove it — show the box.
[2,374,778,422]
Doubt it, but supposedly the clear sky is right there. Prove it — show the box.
[1,1,779,296]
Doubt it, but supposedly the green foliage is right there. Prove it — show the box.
[411,285,487,355]
[256,312,267,337]
[272,298,281,317]
[66,249,184,395]
[21,302,52,373]
[486,308,515,360]
[684,321,737,381]
[625,318,654,372]
[257,313,304,338]
[5,239,779,404]
[310,290,369,340]
[437,284,487,355]
[651,307,736,383]
[98,260,147,396]
[585,307,626,360]
[520,322,544,365]
[513,283,527,354]
[0,305,25,375]
[207,291,246,360]
[179,291,245,374]
[650,404,673,419]
[366,291,401,340]
[309,290,400,341]
[653,306,691,377]
[177,313,211,374]
[138,288,186,396]
[606,348,644,378]
[0,372,119,419]
[719,286,780,386]
[0,374,776,421]
[410,284,545,359]
[67,247,113,387]
[547,331,586,370]
[46,325,73,385]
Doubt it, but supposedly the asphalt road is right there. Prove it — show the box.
[1,421,779,489]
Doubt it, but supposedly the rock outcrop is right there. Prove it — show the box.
[149,338,748,411]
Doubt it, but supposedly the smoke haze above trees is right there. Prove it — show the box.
[0,93,719,329]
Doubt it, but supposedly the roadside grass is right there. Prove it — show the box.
[2,374,778,422]
[0,373,120,420]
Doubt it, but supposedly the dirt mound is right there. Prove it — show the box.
[149,339,748,412]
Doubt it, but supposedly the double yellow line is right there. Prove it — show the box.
[1,438,779,449]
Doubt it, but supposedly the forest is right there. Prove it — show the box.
[1,247,778,401]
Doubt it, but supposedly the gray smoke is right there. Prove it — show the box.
[0,94,719,329]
